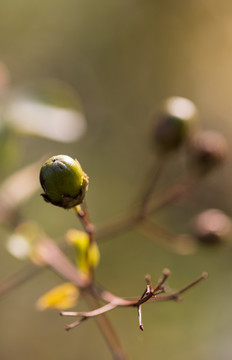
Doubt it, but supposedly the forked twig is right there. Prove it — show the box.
[60,270,208,331]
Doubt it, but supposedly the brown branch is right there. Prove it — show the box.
[136,218,197,255]
[60,270,208,331]
[69,203,128,359]
[138,158,165,218]
[82,292,128,360]
[0,263,41,298]
[34,236,90,288]
[61,302,118,320]
[95,176,199,243]
[0,172,200,299]
[61,292,128,359]
[73,203,95,244]
[150,272,208,302]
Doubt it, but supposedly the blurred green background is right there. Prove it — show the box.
[1,1,232,359]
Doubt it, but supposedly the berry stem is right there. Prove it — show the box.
[74,203,95,245]
[138,157,165,218]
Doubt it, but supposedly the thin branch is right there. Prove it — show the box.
[178,272,208,294]
[137,306,144,331]
[150,272,208,302]
[60,271,208,331]
[90,283,134,306]
[34,236,90,288]
[0,263,41,298]
[138,158,165,218]
[153,268,171,292]
[60,302,118,319]
[148,178,199,214]
[96,175,199,243]
[136,218,197,255]
[73,204,95,244]
[64,317,87,329]
[0,173,200,299]
[82,292,128,360]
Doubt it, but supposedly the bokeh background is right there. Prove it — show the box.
[1,1,232,359]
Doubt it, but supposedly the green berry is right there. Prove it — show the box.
[153,97,198,153]
[40,155,89,209]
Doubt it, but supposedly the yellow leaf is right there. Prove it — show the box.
[36,282,79,311]
[66,229,89,248]
[66,229,100,274]
[88,242,100,269]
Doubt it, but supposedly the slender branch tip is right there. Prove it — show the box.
[162,268,171,277]
[202,272,208,279]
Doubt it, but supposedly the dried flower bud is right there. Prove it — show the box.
[187,130,228,175]
[192,209,232,245]
[153,96,198,153]
[40,155,89,209]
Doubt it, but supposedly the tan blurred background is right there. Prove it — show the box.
[1,1,232,359]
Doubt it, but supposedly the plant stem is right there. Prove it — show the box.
[74,203,95,244]
[138,158,164,218]
[83,291,128,360]
[60,271,208,333]
[96,175,199,242]
[0,263,41,298]
[136,218,197,254]
[74,202,127,359]
[0,176,199,299]
[34,236,90,287]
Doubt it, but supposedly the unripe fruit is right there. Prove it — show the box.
[40,155,89,209]
[153,96,198,153]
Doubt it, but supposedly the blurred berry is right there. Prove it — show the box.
[153,96,198,153]
[187,130,228,175]
[192,209,232,245]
